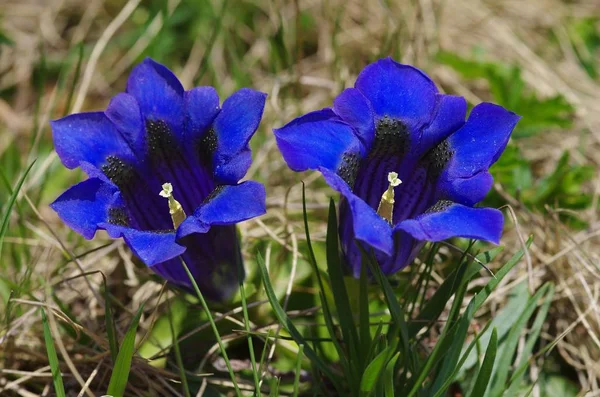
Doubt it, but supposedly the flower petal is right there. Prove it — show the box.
[184,86,220,141]
[445,103,520,179]
[104,225,186,266]
[177,181,266,239]
[212,88,266,159]
[418,94,467,155]
[105,93,145,155]
[213,147,252,184]
[320,167,393,256]
[333,88,375,148]
[51,112,135,169]
[50,178,118,239]
[354,57,438,128]
[274,109,364,172]
[126,58,185,137]
[397,202,504,244]
[439,171,494,206]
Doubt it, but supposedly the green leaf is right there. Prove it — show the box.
[0,160,36,259]
[256,251,343,393]
[41,310,66,397]
[360,347,393,392]
[383,352,400,397]
[106,304,145,397]
[325,199,360,370]
[469,328,498,397]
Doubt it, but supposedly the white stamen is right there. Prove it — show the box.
[159,183,186,228]
[377,172,402,223]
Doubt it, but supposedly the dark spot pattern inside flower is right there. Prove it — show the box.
[197,128,217,168]
[108,207,130,226]
[203,184,225,204]
[422,139,453,180]
[337,153,361,188]
[102,156,136,188]
[146,120,178,160]
[425,199,453,214]
[368,116,410,160]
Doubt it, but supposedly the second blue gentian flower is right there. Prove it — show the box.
[51,58,267,300]
[274,57,520,277]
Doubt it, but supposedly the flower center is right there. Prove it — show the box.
[377,172,402,223]
[159,182,186,228]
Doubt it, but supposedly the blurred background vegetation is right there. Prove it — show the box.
[0,0,598,395]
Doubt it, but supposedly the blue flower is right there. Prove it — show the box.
[50,58,267,300]
[274,58,520,277]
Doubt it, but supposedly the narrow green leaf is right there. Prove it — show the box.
[41,310,66,397]
[325,199,360,367]
[292,344,305,397]
[469,328,498,397]
[104,287,119,363]
[0,160,36,259]
[360,347,393,392]
[106,304,145,397]
[488,283,551,397]
[358,259,371,363]
[383,352,400,397]
[257,251,343,393]
[168,300,190,397]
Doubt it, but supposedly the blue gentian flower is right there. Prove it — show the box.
[274,58,520,277]
[50,58,267,300]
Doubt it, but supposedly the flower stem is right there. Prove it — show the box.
[179,258,241,396]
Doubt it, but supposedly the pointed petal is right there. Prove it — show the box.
[50,178,118,239]
[274,109,364,172]
[333,88,375,148]
[184,86,220,141]
[51,112,135,169]
[355,58,438,128]
[212,88,266,159]
[397,202,504,244]
[418,94,467,155]
[105,93,145,154]
[104,225,186,266]
[177,181,266,239]
[439,171,494,206]
[126,58,185,137]
[213,147,252,184]
[320,167,393,256]
[445,103,520,179]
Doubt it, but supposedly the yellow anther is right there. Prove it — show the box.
[159,182,186,228]
[377,172,402,223]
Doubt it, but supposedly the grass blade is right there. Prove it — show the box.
[41,309,66,397]
[256,251,343,393]
[469,328,498,397]
[360,347,393,393]
[292,344,305,397]
[106,304,144,397]
[325,199,360,369]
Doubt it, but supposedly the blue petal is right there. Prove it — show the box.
[418,94,467,155]
[439,171,494,206]
[184,86,220,141]
[105,93,145,155]
[50,178,118,239]
[51,112,135,169]
[104,225,186,266]
[333,88,375,148]
[445,103,520,179]
[177,181,266,239]
[354,58,438,128]
[397,202,504,244]
[214,147,252,184]
[126,58,185,137]
[213,88,266,159]
[274,109,364,172]
[320,167,393,256]
[382,229,425,274]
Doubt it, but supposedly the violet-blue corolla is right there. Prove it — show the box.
[51,58,267,300]
[274,58,520,277]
